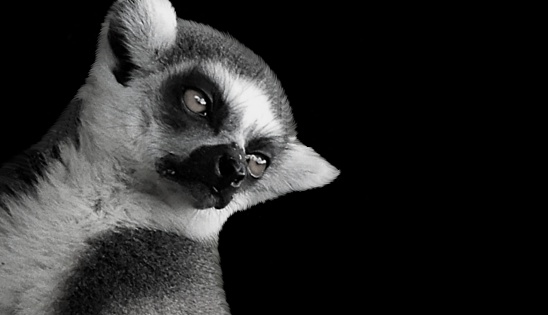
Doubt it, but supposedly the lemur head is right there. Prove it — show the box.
[78,0,338,233]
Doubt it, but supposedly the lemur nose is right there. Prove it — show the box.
[156,143,247,207]
[217,147,246,188]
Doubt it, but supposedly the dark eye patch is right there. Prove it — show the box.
[246,137,285,163]
[159,67,228,133]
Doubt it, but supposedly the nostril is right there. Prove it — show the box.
[218,154,245,179]
[231,172,245,187]
[218,155,246,188]
[218,155,233,178]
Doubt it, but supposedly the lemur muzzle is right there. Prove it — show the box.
[156,143,246,209]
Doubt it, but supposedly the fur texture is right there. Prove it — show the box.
[0,0,339,313]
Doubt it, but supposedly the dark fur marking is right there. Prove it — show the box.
[247,136,286,160]
[54,228,227,314]
[159,68,230,134]
[92,199,102,213]
[108,22,140,86]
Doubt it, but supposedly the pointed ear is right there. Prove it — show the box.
[251,139,340,204]
[230,139,339,211]
[272,140,340,192]
[101,0,178,84]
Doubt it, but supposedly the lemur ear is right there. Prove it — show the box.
[230,140,339,212]
[101,0,177,84]
[263,140,339,196]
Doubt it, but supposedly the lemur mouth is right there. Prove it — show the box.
[210,187,234,209]
[155,144,246,210]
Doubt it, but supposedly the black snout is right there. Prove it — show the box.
[156,143,247,209]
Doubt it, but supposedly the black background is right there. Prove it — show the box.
[0,1,465,314]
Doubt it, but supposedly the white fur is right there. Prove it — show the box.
[204,62,284,147]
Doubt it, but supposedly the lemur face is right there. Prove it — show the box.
[0,1,340,311]
[82,0,338,213]
[145,62,291,209]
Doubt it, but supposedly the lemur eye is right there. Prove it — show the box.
[246,153,269,178]
[183,88,209,116]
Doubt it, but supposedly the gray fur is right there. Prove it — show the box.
[53,228,229,315]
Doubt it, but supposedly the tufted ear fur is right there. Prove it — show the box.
[232,139,339,211]
[274,140,339,193]
[101,0,178,84]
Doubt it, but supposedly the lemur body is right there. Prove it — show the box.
[0,1,339,314]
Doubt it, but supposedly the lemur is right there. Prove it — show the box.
[0,0,339,314]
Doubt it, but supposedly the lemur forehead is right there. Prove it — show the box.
[202,62,284,139]
[174,20,267,79]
